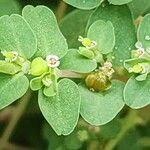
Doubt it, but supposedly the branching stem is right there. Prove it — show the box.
[104,110,141,150]
[56,0,67,22]
[0,90,32,150]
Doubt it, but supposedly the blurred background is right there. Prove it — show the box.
[0,0,150,150]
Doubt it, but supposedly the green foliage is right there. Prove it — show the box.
[0,60,21,75]
[0,1,149,144]
[87,20,115,54]
[0,73,29,109]
[0,14,37,59]
[22,5,68,58]
[124,75,150,109]
[63,0,102,10]
[87,4,136,66]
[79,80,125,125]
[38,79,81,135]
[60,49,97,73]
[137,14,150,52]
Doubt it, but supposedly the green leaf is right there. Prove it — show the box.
[43,85,56,97]
[0,73,29,109]
[60,49,97,73]
[60,9,92,48]
[0,0,21,16]
[87,4,136,66]
[87,20,115,54]
[22,5,68,58]
[63,0,102,10]
[30,76,43,91]
[0,60,21,75]
[38,79,81,135]
[108,0,132,5]
[79,80,125,125]
[124,75,150,109]
[0,14,37,59]
[128,0,150,19]
[137,14,150,52]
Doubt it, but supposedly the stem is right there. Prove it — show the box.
[0,90,32,150]
[56,0,67,22]
[59,70,87,78]
[104,110,141,150]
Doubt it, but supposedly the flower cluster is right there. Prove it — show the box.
[124,41,150,81]
[29,55,60,97]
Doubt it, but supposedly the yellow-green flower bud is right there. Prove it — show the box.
[78,36,97,48]
[30,57,49,76]
[1,51,18,62]
[132,64,143,73]
[82,38,92,47]
[85,71,111,92]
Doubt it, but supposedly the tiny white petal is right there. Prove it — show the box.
[46,54,59,62]
[46,54,60,68]
[135,41,143,49]
[128,68,133,73]
[78,36,83,42]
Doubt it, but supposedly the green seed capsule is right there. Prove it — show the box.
[85,71,111,92]
[30,57,49,76]
[82,38,92,47]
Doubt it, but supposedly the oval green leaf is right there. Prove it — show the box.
[79,80,125,125]
[87,4,136,66]
[87,20,115,54]
[38,78,81,135]
[124,75,150,109]
[63,0,102,10]
[0,14,37,59]
[137,14,150,52]
[22,5,68,58]
[60,49,97,73]
[0,73,29,109]
[0,60,21,75]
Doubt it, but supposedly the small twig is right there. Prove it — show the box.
[59,70,87,78]
[0,90,32,150]
[104,110,141,150]
[56,0,67,22]
[3,140,35,150]
[0,106,15,122]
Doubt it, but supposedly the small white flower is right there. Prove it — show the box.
[90,41,97,49]
[134,48,145,58]
[135,41,145,57]
[101,61,114,78]
[46,54,60,68]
